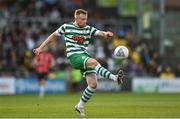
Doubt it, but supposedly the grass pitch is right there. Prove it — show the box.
[0,92,180,118]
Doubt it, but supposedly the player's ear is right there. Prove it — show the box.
[74,15,77,20]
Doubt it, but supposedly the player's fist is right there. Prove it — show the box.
[106,31,113,37]
[33,47,43,55]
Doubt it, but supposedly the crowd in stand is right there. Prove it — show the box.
[0,0,179,78]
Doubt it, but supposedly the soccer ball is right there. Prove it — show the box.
[113,46,129,59]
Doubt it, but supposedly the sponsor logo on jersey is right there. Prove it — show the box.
[72,36,85,44]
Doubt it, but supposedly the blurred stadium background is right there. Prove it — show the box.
[0,0,180,118]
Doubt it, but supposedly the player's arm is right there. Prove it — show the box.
[34,24,65,55]
[90,26,113,39]
[33,32,58,55]
[95,31,114,38]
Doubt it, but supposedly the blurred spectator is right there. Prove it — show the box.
[160,66,176,79]
[175,63,180,77]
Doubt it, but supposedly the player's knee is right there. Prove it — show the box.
[89,82,97,89]
[87,58,99,69]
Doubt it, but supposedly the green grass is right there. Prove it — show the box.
[0,92,180,118]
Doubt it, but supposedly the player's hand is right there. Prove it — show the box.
[105,31,113,38]
[33,47,43,55]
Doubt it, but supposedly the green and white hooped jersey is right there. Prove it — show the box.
[55,22,100,57]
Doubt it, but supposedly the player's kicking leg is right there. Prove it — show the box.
[87,58,125,85]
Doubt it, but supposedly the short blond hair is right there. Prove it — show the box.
[74,9,88,18]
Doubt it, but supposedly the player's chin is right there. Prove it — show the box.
[80,24,86,28]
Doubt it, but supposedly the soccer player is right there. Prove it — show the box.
[33,9,124,116]
[32,47,55,97]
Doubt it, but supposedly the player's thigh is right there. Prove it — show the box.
[85,73,97,89]
[68,53,97,77]
[68,53,90,69]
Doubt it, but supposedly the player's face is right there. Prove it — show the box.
[75,14,87,28]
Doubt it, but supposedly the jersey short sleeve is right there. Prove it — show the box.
[90,26,100,37]
[55,24,66,36]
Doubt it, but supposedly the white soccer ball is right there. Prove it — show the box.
[113,46,129,59]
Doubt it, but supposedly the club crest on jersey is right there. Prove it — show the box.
[72,36,85,44]
[82,56,86,59]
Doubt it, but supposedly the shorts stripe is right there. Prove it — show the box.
[83,57,90,69]
[83,70,96,77]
